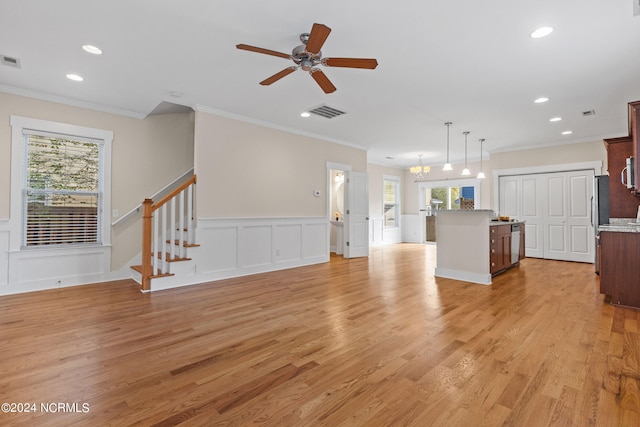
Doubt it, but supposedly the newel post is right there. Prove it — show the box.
[141,198,153,291]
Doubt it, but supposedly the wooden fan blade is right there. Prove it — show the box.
[260,67,297,86]
[305,23,331,54]
[310,69,336,94]
[236,44,291,59]
[323,57,379,69]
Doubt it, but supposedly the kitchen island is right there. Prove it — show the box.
[434,210,524,285]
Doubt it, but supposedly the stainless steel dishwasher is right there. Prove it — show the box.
[511,223,521,264]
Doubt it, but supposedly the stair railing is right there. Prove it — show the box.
[141,175,196,291]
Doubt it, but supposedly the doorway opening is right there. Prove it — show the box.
[329,168,346,256]
[418,178,482,244]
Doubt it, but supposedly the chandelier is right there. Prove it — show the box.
[410,154,430,178]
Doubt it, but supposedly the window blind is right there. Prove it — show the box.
[23,133,102,247]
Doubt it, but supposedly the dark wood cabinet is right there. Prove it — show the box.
[603,136,639,218]
[603,100,640,212]
[599,231,640,308]
[631,101,640,193]
[490,224,512,275]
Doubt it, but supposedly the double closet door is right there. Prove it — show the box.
[499,169,594,263]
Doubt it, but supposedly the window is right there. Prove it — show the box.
[383,177,400,228]
[428,185,474,210]
[10,116,112,251]
[23,133,102,246]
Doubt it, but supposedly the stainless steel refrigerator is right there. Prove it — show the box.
[593,175,610,274]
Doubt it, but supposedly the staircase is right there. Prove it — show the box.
[130,175,199,292]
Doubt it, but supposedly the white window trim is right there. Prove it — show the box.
[9,116,113,252]
[383,174,401,229]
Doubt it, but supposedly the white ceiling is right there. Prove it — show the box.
[1,0,640,169]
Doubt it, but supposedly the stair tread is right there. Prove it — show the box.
[153,253,192,262]
[166,240,201,248]
[130,265,175,279]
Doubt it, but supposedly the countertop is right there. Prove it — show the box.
[598,223,640,233]
[489,220,525,226]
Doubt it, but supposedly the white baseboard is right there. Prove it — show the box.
[434,267,492,285]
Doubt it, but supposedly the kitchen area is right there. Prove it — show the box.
[597,100,640,309]
[434,209,525,285]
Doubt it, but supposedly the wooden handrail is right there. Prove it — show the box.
[140,174,197,291]
[152,175,197,212]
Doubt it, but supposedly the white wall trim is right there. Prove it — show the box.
[146,216,330,292]
[434,267,492,285]
[0,85,145,119]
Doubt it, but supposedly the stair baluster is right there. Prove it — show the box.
[138,175,197,291]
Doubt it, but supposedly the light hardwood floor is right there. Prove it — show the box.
[1,244,639,426]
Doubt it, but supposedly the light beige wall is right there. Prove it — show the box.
[0,92,194,270]
[402,140,607,214]
[367,163,404,217]
[194,111,367,217]
[489,140,606,171]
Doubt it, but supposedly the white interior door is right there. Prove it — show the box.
[345,171,369,258]
[542,171,594,262]
[499,175,543,258]
[499,169,594,263]
[521,176,543,258]
[544,174,569,260]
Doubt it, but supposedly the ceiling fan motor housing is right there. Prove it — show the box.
[292,44,321,70]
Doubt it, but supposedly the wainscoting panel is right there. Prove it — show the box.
[199,226,238,273]
[302,223,328,259]
[239,225,273,268]
[274,224,303,264]
[369,215,384,245]
[4,246,111,295]
[0,224,9,287]
[192,217,329,287]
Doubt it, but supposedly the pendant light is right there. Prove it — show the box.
[461,131,471,176]
[477,138,486,179]
[443,122,453,171]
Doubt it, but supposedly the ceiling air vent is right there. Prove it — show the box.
[1,54,21,68]
[582,109,596,117]
[308,105,347,119]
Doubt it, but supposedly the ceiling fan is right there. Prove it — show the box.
[236,23,378,94]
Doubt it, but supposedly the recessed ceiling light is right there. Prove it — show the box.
[530,27,553,39]
[82,44,103,55]
[562,130,573,135]
[549,117,562,122]
[300,112,311,118]
[534,97,549,103]
[66,73,84,82]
